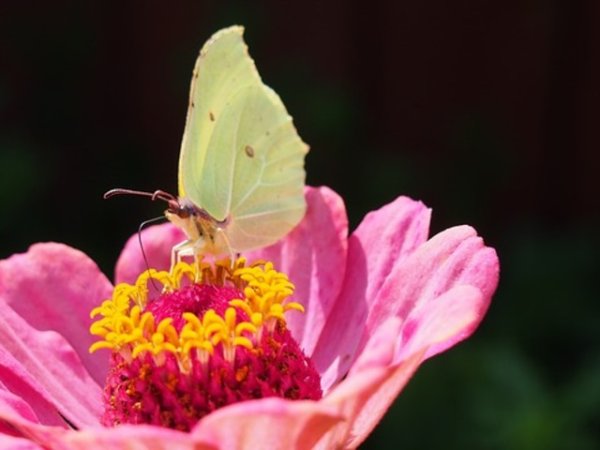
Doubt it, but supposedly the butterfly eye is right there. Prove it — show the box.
[176,206,192,219]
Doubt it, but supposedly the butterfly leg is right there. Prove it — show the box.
[171,240,194,272]
[215,228,236,267]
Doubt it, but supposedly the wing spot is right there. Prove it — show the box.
[209,111,215,121]
[244,145,255,158]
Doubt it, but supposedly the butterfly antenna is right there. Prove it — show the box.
[104,188,180,211]
[138,216,167,293]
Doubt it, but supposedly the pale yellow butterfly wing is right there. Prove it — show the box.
[178,26,308,252]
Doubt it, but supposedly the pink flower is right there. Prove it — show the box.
[0,186,498,449]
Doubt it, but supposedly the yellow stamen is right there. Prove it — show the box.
[88,258,303,368]
[229,262,303,330]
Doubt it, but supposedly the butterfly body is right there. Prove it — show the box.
[165,198,230,262]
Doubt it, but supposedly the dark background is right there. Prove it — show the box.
[1,1,599,449]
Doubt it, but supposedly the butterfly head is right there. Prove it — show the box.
[103,188,230,258]
[166,197,233,258]
[165,197,209,238]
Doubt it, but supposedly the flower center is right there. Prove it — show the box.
[89,258,322,431]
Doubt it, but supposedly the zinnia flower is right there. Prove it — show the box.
[0,186,498,449]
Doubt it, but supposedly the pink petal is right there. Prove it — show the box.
[346,196,432,303]
[115,223,185,284]
[0,300,102,428]
[318,351,425,449]
[63,424,216,450]
[0,399,68,449]
[247,186,349,355]
[397,285,485,361]
[191,397,343,450]
[0,365,64,429]
[316,316,414,448]
[0,399,205,450]
[348,317,402,375]
[0,385,43,425]
[0,434,43,450]
[0,387,53,444]
[311,196,431,390]
[0,243,113,386]
[367,225,499,352]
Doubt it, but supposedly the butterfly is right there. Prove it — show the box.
[106,26,309,266]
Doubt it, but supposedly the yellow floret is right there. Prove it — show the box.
[88,258,304,368]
